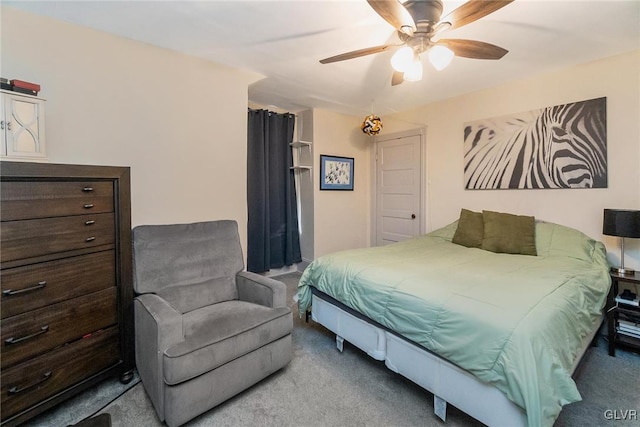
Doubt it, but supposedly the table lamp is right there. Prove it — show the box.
[603,209,640,275]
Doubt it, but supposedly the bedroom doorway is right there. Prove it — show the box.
[371,128,426,246]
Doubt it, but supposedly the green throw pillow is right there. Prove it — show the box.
[481,210,537,256]
[452,209,484,248]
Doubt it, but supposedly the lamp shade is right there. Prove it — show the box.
[391,46,414,72]
[361,114,382,136]
[603,209,640,238]
[427,45,454,71]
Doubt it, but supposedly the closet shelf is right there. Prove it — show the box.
[290,140,312,148]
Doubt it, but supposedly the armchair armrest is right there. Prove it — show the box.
[236,271,287,308]
[134,293,184,420]
[136,293,184,348]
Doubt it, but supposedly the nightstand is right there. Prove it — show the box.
[607,271,640,356]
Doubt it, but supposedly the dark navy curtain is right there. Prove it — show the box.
[247,109,302,273]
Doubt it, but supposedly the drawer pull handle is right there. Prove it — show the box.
[85,236,96,242]
[82,187,94,192]
[2,281,47,297]
[83,204,94,209]
[5,325,49,345]
[8,371,52,395]
[85,220,96,226]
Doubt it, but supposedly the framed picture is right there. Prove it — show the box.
[320,154,354,191]
[463,97,607,189]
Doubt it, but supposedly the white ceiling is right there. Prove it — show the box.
[6,1,640,117]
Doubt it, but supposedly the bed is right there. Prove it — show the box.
[297,216,611,427]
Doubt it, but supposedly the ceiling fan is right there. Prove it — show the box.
[319,0,514,85]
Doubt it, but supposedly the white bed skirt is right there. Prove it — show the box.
[311,292,602,427]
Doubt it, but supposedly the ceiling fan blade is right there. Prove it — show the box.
[391,71,404,86]
[440,0,513,31]
[367,0,416,34]
[319,44,395,64]
[438,39,508,60]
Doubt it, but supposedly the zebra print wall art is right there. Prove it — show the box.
[463,97,607,189]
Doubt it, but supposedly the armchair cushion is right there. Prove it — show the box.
[163,300,292,385]
[156,276,237,314]
[133,220,244,295]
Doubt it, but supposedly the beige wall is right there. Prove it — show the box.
[1,7,261,251]
[4,7,637,268]
[313,109,371,257]
[383,50,640,269]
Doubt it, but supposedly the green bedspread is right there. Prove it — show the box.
[297,221,610,427]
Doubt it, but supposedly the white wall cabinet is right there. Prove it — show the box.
[1,90,47,161]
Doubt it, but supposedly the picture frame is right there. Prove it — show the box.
[463,97,607,189]
[320,154,354,191]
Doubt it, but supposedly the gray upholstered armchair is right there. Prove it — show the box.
[132,220,292,427]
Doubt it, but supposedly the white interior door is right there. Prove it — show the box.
[375,132,423,246]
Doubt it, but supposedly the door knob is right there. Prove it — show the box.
[411,214,416,219]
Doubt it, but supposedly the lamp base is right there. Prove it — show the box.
[611,266,636,275]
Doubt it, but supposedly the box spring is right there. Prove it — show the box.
[310,289,601,427]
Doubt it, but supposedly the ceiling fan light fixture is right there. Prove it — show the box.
[391,46,414,72]
[320,0,513,87]
[403,57,423,82]
[428,45,454,71]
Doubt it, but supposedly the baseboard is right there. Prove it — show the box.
[257,260,311,278]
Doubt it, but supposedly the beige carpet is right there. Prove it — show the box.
[27,272,640,427]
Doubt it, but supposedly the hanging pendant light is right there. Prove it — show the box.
[361,114,383,136]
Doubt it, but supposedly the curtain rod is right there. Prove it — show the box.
[248,108,295,117]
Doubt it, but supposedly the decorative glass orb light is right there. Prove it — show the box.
[428,45,454,71]
[361,114,383,136]
[403,57,423,82]
[390,46,414,72]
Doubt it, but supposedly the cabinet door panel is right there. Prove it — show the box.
[2,93,46,159]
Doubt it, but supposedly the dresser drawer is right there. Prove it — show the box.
[1,251,116,319]
[1,287,117,368]
[0,213,115,263]
[1,327,119,421]
[1,181,113,221]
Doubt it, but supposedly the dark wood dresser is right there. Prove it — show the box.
[0,161,134,426]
